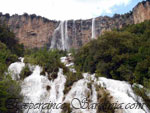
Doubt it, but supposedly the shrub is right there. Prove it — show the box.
[0,42,18,79]
[24,48,67,74]
[61,103,72,113]
[64,71,83,94]
[96,85,115,113]
[0,23,24,56]
[74,20,150,88]
[0,75,23,113]
[133,86,150,109]
[20,65,32,80]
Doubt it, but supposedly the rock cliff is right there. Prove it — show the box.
[133,0,150,24]
[0,0,150,49]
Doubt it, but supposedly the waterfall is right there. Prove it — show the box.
[21,67,66,113]
[73,20,76,39]
[97,77,150,113]
[50,21,69,51]
[7,55,150,113]
[92,18,96,39]
[72,20,76,47]
[50,23,61,49]
[65,20,69,50]
[60,21,65,50]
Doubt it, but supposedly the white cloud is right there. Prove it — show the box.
[0,0,131,20]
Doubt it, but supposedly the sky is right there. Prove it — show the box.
[0,0,143,20]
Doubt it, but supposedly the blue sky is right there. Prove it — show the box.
[102,0,143,17]
[0,0,143,20]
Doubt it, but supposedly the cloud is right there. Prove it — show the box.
[0,0,131,20]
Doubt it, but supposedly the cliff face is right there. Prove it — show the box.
[0,14,58,48]
[133,0,150,24]
[0,1,150,50]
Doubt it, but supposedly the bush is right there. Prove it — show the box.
[0,75,23,113]
[64,71,83,94]
[133,86,150,109]
[0,42,18,78]
[20,65,32,80]
[74,31,139,80]
[96,85,115,113]
[0,23,24,56]
[74,20,150,88]
[61,103,72,113]
[24,48,67,74]
[0,22,24,113]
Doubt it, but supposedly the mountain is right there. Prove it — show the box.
[0,0,150,50]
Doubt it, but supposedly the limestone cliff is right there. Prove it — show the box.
[133,0,150,24]
[0,0,150,49]
[0,14,58,48]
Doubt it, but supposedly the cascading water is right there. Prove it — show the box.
[65,20,69,50]
[8,57,25,80]
[21,66,66,113]
[50,21,69,51]
[7,55,150,113]
[60,21,65,50]
[50,18,96,50]
[97,77,150,113]
[92,18,96,39]
[50,23,61,49]
[73,20,76,39]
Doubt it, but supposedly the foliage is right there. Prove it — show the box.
[20,65,32,80]
[0,22,24,113]
[74,20,150,88]
[61,103,72,113]
[133,86,150,109]
[0,75,23,113]
[24,48,67,74]
[64,71,83,94]
[0,21,24,77]
[0,23,24,56]
[0,42,18,79]
[96,85,115,113]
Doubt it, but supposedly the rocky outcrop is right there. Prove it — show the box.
[0,0,150,49]
[133,0,150,24]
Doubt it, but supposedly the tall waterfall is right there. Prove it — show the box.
[50,23,61,49]
[60,21,65,50]
[73,20,76,39]
[65,21,69,50]
[50,21,69,51]
[92,18,96,39]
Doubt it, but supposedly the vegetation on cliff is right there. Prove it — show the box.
[24,49,67,75]
[1,17,150,112]
[74,20,150,108]
[74,20,150,88]
[0,23,23,113]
